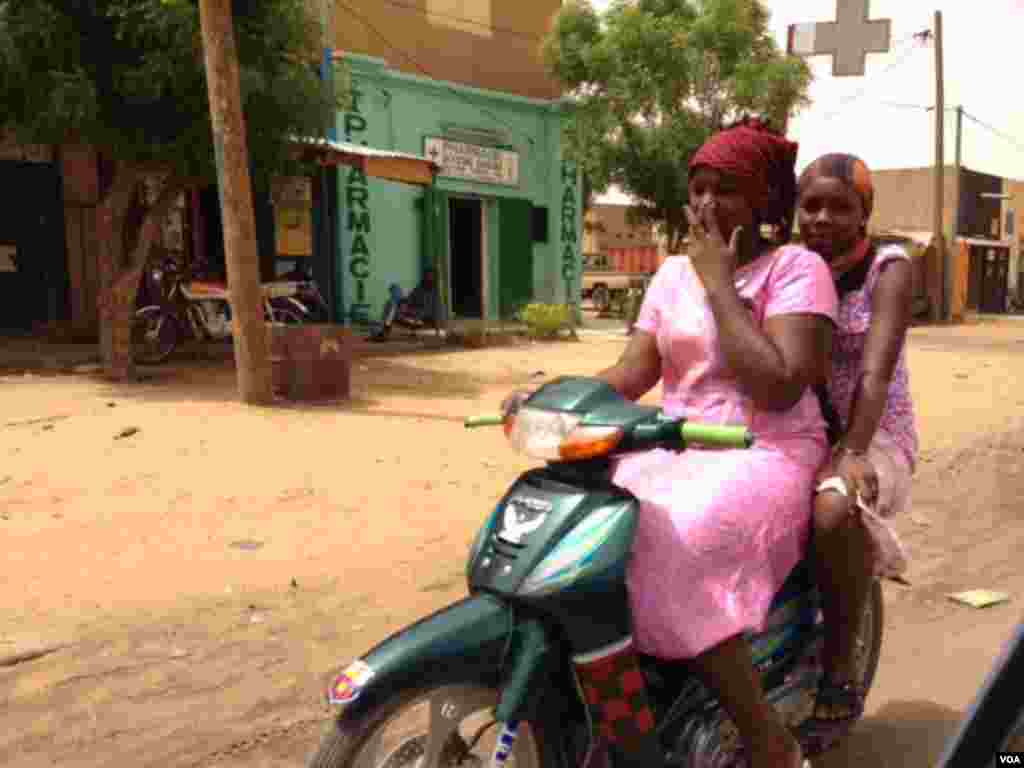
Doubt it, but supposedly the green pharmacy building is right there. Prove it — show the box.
[333,53,582,326]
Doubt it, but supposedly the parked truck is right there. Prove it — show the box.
[582,247,661,313]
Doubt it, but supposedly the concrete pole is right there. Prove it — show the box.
[198,0,275,404]
[953,104,962,241]
[933,10,951,323]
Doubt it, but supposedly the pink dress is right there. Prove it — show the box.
[611,246,838,659]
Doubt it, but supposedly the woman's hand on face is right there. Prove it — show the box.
[684,201,740,293]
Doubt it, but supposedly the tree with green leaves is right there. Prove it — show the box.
[544,0,812,253]
[0,0,339,379]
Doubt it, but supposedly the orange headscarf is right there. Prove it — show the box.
[799,153,876,276]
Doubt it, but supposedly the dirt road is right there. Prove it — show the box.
[1,322,1023,767]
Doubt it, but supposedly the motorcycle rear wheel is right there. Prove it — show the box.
[855,582,885,694]
[132,307,179,365]
[308,685,557,768]
[267,304,307,325]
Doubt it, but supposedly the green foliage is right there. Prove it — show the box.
[0,0,344,182]
[544,0,812,251]
[518,303,573,339]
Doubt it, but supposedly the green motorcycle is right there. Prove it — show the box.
[308,376,884,768]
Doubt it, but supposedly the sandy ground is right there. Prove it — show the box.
[1,320,1024,767]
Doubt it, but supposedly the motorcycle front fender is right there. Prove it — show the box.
[331,593,514,721]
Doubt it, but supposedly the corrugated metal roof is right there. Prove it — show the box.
[874,229,936,247]
[291,136,437,167]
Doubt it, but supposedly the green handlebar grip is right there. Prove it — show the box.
[464,414,505,428]
[680,422,754,448]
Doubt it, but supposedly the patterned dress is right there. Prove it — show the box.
[826,243,919,577]
[612,246,838,658]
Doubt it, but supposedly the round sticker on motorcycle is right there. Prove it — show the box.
[327,660,375,706]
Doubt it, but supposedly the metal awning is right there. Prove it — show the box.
[874,229,936,248]
[291,137,438,187]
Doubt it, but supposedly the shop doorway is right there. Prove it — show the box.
[0,161,66,333]
[448,196,485,319]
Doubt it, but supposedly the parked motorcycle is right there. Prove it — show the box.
[132,258,318,365]
[306,376,885,768]
[936,620,1024,767]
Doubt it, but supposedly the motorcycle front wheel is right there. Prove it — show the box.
[308,685,558,768]
[132,307,179,365]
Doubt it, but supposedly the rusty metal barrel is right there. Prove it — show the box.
[268,323,352,401]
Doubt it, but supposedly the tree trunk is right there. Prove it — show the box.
[96,163,140,380]
[97,162,189,381]
[199,0,274,405]
[113,178,190,378]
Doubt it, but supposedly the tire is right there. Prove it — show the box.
[591,284,611,313]
[267,303,306,325]
[132,307,179,365]
[856,582,885,695]
[308,684,558,768]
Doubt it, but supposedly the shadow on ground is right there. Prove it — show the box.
[85,352,509,408]
[815,700,963,767]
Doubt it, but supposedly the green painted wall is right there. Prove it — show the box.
[334,54,581,326]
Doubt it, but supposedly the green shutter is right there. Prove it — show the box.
[421,187,450,322]
[498,197,533,319]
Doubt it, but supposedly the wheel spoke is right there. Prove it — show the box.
[335,686,540,768]
[421,693,461,768]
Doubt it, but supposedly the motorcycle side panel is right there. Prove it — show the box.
[330,593,511,721]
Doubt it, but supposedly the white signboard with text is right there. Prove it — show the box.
[424,137,519,187]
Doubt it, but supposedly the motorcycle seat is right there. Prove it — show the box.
[184,281,229,297]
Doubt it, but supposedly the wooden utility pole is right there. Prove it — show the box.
[198,0,274,404]
[932,10,950,323]
[953,103,963,257]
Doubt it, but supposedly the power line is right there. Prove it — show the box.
[377,0,544,43]
[962,110,1024,157]
[873,99,931,111]
[335,0,538,146]
[818,30,932,121]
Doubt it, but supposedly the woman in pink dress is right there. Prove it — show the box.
[794,154,918,755]
[590,119,835,768]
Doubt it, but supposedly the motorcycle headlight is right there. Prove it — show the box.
[505,407,624,462]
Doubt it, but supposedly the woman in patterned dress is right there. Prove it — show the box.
[795,154,919,755]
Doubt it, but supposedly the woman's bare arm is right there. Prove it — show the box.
[838,259,913,451]
[706,282,833,412]
[595,329,662,401]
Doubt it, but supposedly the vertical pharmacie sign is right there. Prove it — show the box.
[342,88,373,324]
[561,161,579,309]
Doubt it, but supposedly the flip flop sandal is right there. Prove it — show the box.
[708,737,811,768]
[713,748,811,768]
[796,679,867,757]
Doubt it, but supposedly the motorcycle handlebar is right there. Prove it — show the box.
[464,414,754,449]
[680,422,754,449]
[464,414,505,428]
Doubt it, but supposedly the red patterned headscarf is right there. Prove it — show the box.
[689,118,800,233]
